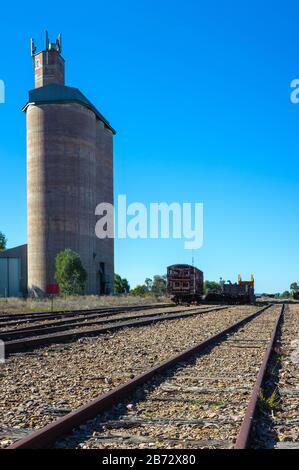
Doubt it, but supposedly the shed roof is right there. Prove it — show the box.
[0,244,27,259]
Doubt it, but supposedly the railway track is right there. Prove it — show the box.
[0,304,217,333]
[1,306,227,354]
[0,303,173,325]
[7,304,283,449]
[0,305,255,446]
[252,303,299,449]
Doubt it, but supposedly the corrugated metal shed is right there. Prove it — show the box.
[0,258,21,297]
[0,245,27,297]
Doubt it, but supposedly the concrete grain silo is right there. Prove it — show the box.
[24,32,115,295]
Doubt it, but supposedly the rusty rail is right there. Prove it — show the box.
[234,304,284,449]
[0,305,225,341]
[0,303,173,324]
[9,304,271,449]
[4,306,228,354]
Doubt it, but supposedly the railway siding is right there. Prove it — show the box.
[1,306,226,352]
[252,304,299,449]
[1,305,255,447]
[52,305,281,449]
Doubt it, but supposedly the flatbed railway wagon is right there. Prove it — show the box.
[167,264,204,304]
[205,275,255,305]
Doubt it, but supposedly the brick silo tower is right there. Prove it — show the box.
[24,32,115,295]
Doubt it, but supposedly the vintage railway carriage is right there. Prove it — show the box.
[167,264,204,304]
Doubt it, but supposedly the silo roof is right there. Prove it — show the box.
[22,84,116,134]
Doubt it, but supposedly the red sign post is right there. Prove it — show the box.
[46,284,60,312]
[46,284,60,295]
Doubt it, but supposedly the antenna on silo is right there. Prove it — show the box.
[30,38,37,57]
[56,33,62,53]
[45,30,49,50]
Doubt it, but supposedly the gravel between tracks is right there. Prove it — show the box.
[0,305,256,448]
[54,305,281,449]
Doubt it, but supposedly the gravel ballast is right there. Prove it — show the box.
[0,305,256,447]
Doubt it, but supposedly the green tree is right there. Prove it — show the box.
[129,284,149,296]
[0,231,7,252]
[280,291,291,299]
[122,278,130,294]
[114,274,130,294]
[129,274,167,297]
[204,280,221,295]
[145,278,153,291]
[54,249,87,295]
[151,275,167,296]
[290,282,299,293]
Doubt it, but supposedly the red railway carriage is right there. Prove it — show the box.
[167,264,204,304]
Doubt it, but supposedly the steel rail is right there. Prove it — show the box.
[0,305,225,341]
[234,304,284,449]
[8,304,271,449]
[0,304,175,329]
[0,303,173,323]
[4,306,228,353]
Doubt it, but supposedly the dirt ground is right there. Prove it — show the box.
[0,295,168,314]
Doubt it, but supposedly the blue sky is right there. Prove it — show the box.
[0,0,299,293]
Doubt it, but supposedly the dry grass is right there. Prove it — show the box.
[0,295,168,314]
